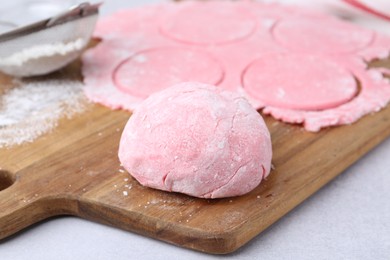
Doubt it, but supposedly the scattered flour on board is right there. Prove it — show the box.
[0,78,87,148]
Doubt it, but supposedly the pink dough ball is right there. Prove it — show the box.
[118,82,272,198]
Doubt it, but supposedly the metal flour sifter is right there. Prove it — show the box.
[0,2,100,77]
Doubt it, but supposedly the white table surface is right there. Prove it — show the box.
[1,0,389,259]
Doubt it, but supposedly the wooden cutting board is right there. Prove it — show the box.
[0,58,389,254]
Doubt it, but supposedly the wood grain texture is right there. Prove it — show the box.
[0,58,389,254]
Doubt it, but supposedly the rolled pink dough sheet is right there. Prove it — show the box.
[82,1,390,131]
[118,82,272,198]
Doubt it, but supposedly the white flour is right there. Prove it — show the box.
[0,79,87,148]
[0,38,87,67]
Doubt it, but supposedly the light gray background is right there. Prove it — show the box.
[1,0,389,259]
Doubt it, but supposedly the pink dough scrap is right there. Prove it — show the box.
[118,82,272,198]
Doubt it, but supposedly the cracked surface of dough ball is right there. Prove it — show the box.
[118,82,272,198]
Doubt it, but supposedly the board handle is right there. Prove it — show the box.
[0,175,77,239]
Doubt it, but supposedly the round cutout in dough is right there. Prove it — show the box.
[272,17,374,54]
[160,2,256,45]
[113,48,224,98]
[242,53,358,110]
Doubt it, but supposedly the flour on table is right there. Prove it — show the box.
[0,79,87,148]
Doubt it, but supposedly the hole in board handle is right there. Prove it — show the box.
[0,170,15,192]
